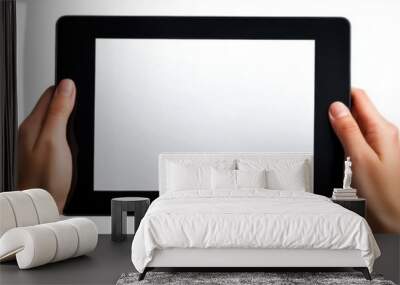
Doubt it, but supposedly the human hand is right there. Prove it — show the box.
[18,79,76,212]
[329,89,400,233]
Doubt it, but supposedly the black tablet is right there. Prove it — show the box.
[56,16,350,215]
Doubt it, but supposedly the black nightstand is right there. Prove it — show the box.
[111,197,150,242]
[331,198,366,217]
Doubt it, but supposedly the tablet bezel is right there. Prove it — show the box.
[56,16,350,215]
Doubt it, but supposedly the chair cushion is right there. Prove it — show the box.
[0,196,16,237]
[0,218,98,269]
[24,189,60,224]
[0,189,59,237]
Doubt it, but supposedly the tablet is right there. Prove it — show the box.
[56,16,350,215]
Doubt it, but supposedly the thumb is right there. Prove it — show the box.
[329,101,373,161]
[39,79,76,143]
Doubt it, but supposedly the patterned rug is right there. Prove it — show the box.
[116,272,396,285]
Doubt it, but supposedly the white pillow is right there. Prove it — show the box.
[237,169,267,188]
[211,168,237,190]
[167,163,212,191]
[266,168,307,191]
[238,158,309,192]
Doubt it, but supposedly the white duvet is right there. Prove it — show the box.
[131,190,380,272]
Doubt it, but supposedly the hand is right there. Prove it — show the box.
[18,79,76,212]
[329,89,400,233]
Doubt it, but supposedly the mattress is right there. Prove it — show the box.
[131,189,380,272]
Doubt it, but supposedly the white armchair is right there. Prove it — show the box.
[0,189,98,269]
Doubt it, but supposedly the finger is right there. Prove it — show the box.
[18,86,54,149]
[351,88,392,156]
[38,79,76,145]
[351,88,387,132]
[329,101,375,162]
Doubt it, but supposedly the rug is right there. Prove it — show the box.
[116,272,396,285]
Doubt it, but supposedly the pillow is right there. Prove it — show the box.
[237,169,267,188]
[167,163,212,191]
[266,168,307,191]
[211,168,237,190]
[238,158,309,192]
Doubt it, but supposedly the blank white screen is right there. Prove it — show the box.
[94,39,315,191]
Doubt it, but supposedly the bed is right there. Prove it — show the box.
[131,153,380,280]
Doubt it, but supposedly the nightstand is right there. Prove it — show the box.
[111,197,150,241]
[331,198,366,217]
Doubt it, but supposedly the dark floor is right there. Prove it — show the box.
[0,235,134,285]
[1,235,397,284]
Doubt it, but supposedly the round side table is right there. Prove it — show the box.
[111,197,150,242]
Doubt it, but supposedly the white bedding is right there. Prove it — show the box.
[131,190,380,273]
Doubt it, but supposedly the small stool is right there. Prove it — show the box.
[111,197,150,242]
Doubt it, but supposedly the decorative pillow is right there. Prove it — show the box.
[236,169,267,188]
[167,162,212,191]
[211,168,237,190]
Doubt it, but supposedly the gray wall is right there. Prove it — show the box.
[16,0,400,283]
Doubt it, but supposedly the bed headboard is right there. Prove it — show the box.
[159,152,313,195]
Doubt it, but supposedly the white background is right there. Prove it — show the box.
[15,1,399,279]
[94,39,314,191]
